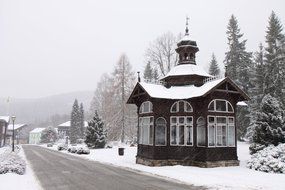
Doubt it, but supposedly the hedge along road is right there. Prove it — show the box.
[23,145,207,190]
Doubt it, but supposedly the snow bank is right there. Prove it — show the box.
[247,144,285,173]
[0,147,26,175]
[0,146,42,190]
[43,142,285,190]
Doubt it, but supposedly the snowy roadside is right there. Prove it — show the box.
[42,142,285,190]
[0,146,42,190]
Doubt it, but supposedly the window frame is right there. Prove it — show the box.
[155,117,167,146]
[139,101,153,114]
[170,116,193,146]
[208,99,234,113]
[170,100,193,113]
[207,115,236,148]
[196,116,206,147]
[138,116,154,145]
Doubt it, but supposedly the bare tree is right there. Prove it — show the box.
[90,54,137,142]
[145,32,180,76]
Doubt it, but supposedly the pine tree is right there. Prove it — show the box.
[224,15,253,93]
[85,111,107,148]
[143,62,153,82]
[208,53,220,76]
[251,94,285,147]
[264,11,285,106]
[79,103,85,138]
[40,126,58,143]
[152,67,159,82]
[70,99,81,144]
[224,15,253,140]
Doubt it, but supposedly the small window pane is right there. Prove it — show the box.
[185,102,192,112]
[208,101,215,111]
[228,117,234,123]
[171,125,177,145]
[208,117,215,123]
[179,101,184,112]
[179,117,185,124]
[227,102,233,112]
[186,117,192,124]
[228,125,235,146]
[216,100,227,111]
[179,125,184,145]
[217,117,226,124]
[155,124,166,145]
[216,125,226,146]
[208,125,215,146]
[186,126,193,145]
[171,117,177,124]
[171,102,178,112]
[197,118,206,146]
[149,124,153,145]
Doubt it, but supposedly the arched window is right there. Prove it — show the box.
[170,101,193,113]
[197,117,206,147]
[139,101,153,114]
[208,99,234,113]
[155,117,166,146]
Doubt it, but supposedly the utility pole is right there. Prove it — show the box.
[121,56,125,143]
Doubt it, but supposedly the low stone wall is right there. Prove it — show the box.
[136,156,239,168]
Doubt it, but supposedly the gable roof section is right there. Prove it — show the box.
[127,77,249,103]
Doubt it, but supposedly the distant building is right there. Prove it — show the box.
[0,116,9,147]
[6,124,27,145]
[127,21,249,167]
[29,128,46,144]
[57,121,88,139]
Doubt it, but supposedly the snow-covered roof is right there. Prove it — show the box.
[30,128,46,133]
[0,116,10,123]
[58,121,88,128]
[162,64,212,79]
[237,101,248,106]
[139,78,225,100]
[7,124,27,131]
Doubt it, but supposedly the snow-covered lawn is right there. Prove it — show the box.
[0,146,42,190]
[46,142,285,190]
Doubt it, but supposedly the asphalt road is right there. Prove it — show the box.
[23,145,206,190]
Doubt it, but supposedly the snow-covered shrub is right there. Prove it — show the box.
[0,153,26,175]
[249,143,266,155]
[40,126,58,143]
[247,144,285,173]
[57,144,68,151]
[76,146,90,155]
[67,145,90,154]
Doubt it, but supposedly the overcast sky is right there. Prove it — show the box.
[0,0,284,99]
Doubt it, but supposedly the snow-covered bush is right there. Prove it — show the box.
[249,143,266,155]
[247,144,285,173]
[0,152,26,175]
[67,145,90,154]
[57,144,68,151]
[40,126,58,143]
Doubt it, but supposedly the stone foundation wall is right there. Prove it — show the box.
[136,156,239,168]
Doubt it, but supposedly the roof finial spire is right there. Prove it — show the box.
[185,16,189,35]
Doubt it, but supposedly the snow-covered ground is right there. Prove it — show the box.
[46,142,285,190]
[0,146,42,190]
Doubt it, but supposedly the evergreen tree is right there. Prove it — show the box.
[70,99,81,144]
[251,94,285,147]
[251,43,266,110]
[152,67,159,82]
[40,126,58,143]
[79,103,85,138]
[143,62,153,82]
[85,111,107,148]
[208,53,221,76]
[264,11,285,106]
[224,15,253,140]
[224,15,253,93]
